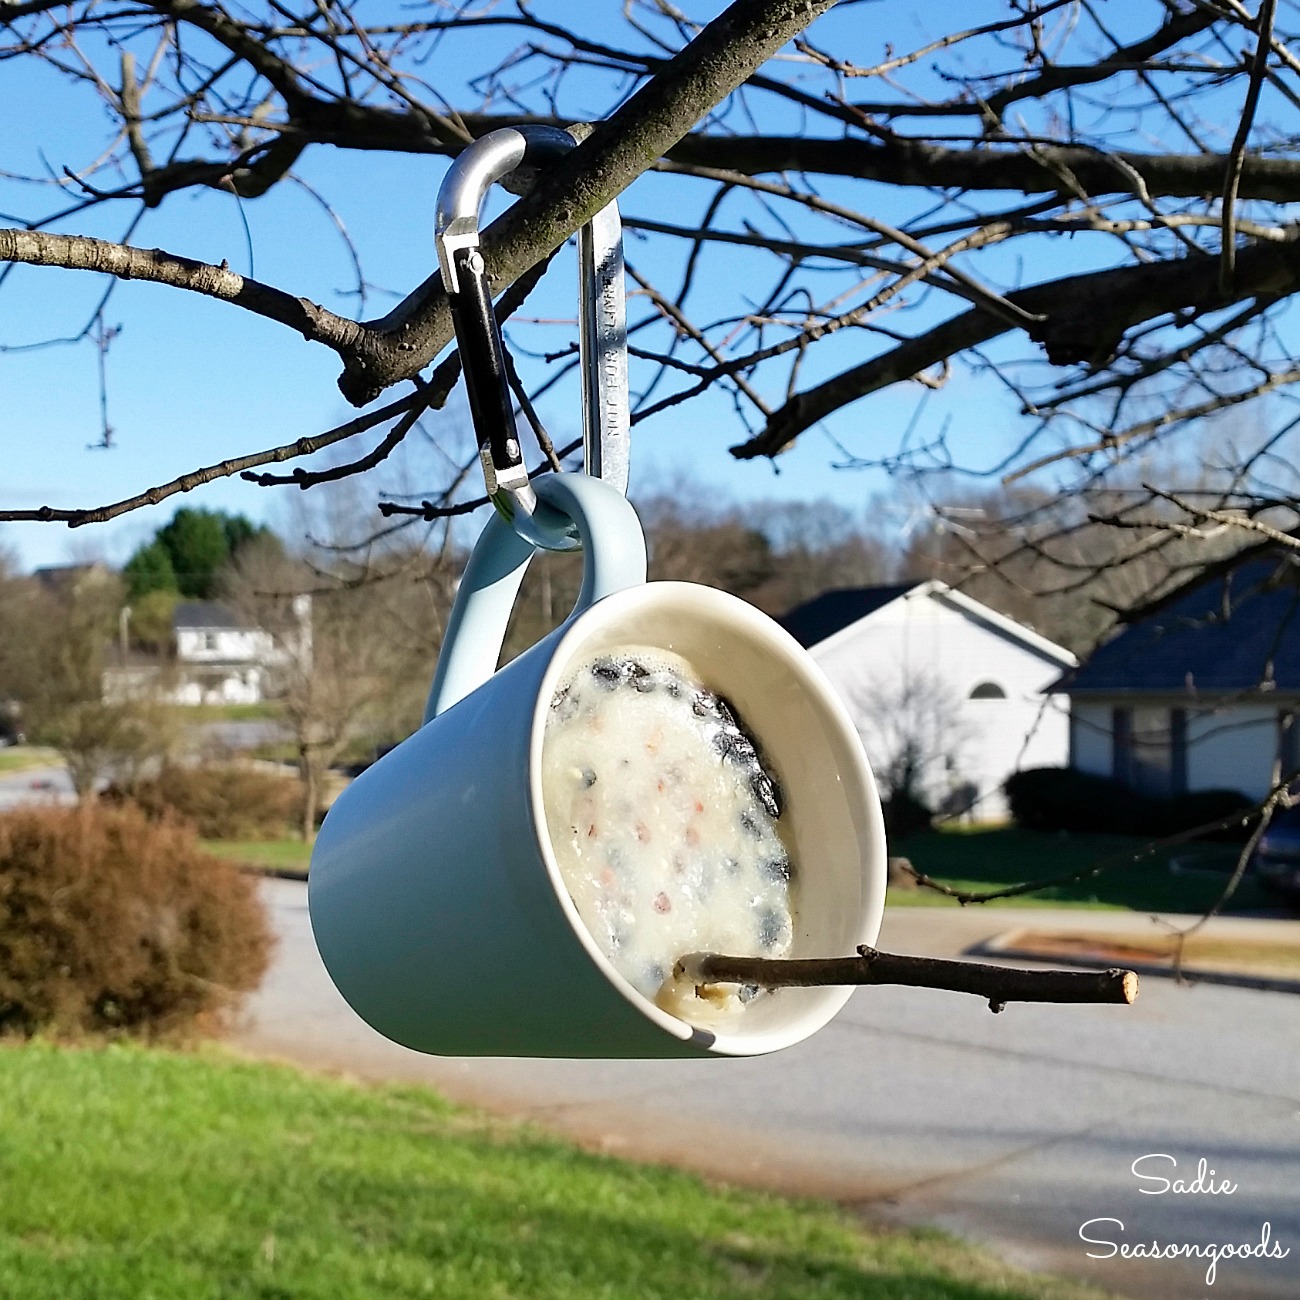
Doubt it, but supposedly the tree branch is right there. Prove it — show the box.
[676,945,1139,1011]
[0,228,365,356]
[1220,0,1277,293]
[847,6,1219,123]
[332,0,855,405]
[161,108,1300,205]
[732,231,1300,460]
[0,394,418,527]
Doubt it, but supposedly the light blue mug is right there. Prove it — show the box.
[308,474,886,1058]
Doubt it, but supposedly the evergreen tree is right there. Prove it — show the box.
[156,509,230,599]
[122,540,177,601]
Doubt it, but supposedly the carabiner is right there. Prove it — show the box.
[435,126,629,551]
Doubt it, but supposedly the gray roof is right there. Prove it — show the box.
[778,584,919,648]
[1059,552,1300,695]
[172,601,250,631]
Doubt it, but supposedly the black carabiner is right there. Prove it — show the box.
[435,126,629,550]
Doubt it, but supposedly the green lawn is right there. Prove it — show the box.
[0,1042,1112,1300]
[178,701,285,723]
[200,825,1273,908]
[0,746,61,775]
[888,826,1271,912]
[202,837,312,874]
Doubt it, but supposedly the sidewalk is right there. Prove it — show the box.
[882,902,1300,992]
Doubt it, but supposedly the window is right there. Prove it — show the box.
[1280,710,1299,784]
[203,632,218,652]
[1112,705,1187,797]
[968,681,1006,700]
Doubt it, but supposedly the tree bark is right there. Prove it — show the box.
[676,945,1139,1010]
[732,231,1300,460]
[335,0,843,405]
[299,748,319,842]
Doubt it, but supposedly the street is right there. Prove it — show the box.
[236,878,1300,1300]
[0,764,75,810]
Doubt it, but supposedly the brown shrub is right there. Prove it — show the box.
[120,763,300,840]
[0,803,273,1038]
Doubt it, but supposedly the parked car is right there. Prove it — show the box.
[1251,805,1300,906]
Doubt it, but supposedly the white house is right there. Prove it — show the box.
[104,598,311,707]
[168,601,277,705]
[780,581,1076,820]
[166,598,313,706]
[1059,548,1300,800]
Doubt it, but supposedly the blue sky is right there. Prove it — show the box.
[1,1,1286,570]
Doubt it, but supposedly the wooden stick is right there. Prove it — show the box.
[674,945,1139,1013]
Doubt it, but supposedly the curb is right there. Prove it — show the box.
[972,929,1300,996]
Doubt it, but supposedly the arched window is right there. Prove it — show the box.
[968,681,1006,700]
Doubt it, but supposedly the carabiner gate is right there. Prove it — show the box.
[435,126,629,551]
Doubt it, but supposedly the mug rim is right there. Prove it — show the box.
[526,579,886,1057]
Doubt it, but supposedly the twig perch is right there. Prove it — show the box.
[675,945,1138,1013]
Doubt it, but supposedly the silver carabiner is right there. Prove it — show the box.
[435,126,629,551]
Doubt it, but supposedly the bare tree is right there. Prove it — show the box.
[1,0,1298,615]
[221,526,454,839]
[0,566,176,796]
[851,667,975,828]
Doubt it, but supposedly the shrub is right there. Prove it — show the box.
[1004,767,1147,834]
[116,762,300,839]
[883,790,933,840]
[1004,767,1253,840]
[0,803,273,1038]
[1156,789,1254,841]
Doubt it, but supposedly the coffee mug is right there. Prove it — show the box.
[308,473,886,1058]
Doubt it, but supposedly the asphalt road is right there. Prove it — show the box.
[0,764,75,810]
[236,878,1300,1300]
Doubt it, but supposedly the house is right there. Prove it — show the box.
[33,561,115,593]
[168,602,277,706]
[1057,548,1300,800]
[102,596,310,706]
[780,581,1076,819]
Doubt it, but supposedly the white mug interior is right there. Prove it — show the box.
[529,580,887,1057]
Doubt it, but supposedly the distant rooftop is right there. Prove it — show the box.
[32,562,112,591]
[1059,551,1300,695]
[173,601,250,631]
[778,583,920,648]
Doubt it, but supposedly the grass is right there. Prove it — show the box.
[199,824,1276,906]
[888,826,1273,913]
[177,702,285,723]
[202,837,312,874]
[0,1041,1113,1300]
[0,746,61,775]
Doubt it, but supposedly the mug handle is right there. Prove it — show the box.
[424,473,648,722]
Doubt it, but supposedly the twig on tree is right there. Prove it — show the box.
[675,945,1139,1012]
[0,393,418,527]
[376,438,582,519]
[1221,0,1277,294]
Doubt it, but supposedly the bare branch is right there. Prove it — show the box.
[1220,0,1277,293]
[0,227,365,356]
[0,393,419,526]
[334,0,845,404]
[676,946,1139,1010]
[733,233,1300,460]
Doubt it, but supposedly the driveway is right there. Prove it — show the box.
[237,880,1299,1299]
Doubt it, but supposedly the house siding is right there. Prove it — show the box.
[1070,701,1113,778]
[809,589,1070,819]
[1186,703,1283,798]
[1070,696,1294,799]
[175,627,271,663]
